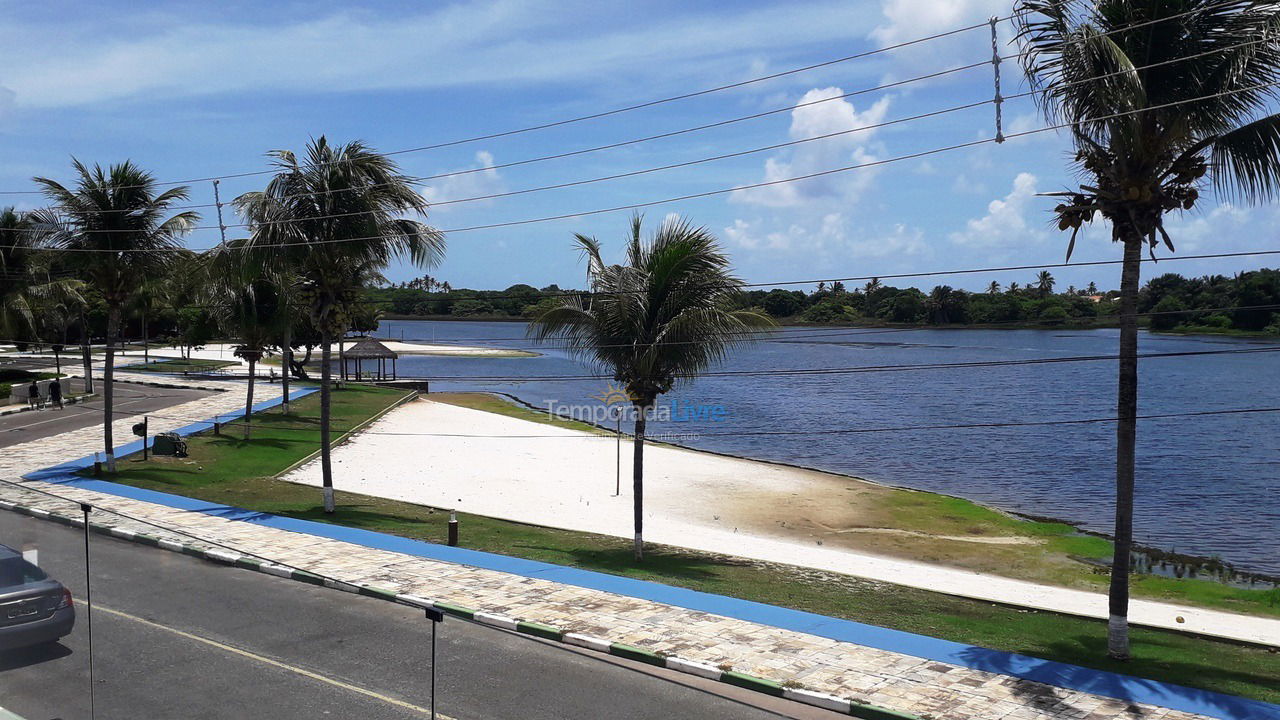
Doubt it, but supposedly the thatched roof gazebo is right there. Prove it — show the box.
[342,338,399,381]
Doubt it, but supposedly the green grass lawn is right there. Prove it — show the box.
[130,357,238,374]
[89,386,1280,703]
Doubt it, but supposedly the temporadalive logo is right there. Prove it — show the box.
[544,382,728,425]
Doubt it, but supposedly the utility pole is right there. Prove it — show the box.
[212,180,229,247]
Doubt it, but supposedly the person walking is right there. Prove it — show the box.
[26,379,41,410]
[47,377,63,410]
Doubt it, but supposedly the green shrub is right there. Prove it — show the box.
[1038,305,1069,321]
[1149,296,1188,331]
[800,300,856,323]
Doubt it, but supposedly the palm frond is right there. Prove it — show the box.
[1210,112,1280,200]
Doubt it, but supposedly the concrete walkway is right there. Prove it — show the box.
[0,371,1272,720]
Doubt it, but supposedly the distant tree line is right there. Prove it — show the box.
[365,268,1280,334]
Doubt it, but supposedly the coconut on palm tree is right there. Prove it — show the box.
[1018,0,1280,659]
[235,137,445,513]
[529,214,774,561]
[34,161,198,471]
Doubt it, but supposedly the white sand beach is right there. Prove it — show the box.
[114,339,534,369]
[281,394,1280,646]
[373,340,538,357]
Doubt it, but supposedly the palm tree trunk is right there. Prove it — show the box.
[142,313,149,363]
[103,307,119,472]
[1108,234,1142,660]
[338,337,346,381]
[281,322,292,414]
[244,358,256,440]
[80,312,93,394]
[320,338,335,513]
[632,406,647,561]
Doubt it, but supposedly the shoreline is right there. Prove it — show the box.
[383,314,1280,339]
[490,391,1280,584]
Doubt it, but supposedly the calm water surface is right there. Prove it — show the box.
[378,319,1280,574]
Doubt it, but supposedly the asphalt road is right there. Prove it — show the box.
[0,513,843,720]
[0,383,213,451]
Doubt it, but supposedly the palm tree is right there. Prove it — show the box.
[0,208,43,340]
[1087,281,1099,295]
[129,278,166,364]
[529,214,774,560]
[1008,281,1021,293]
[1018,0,1280,659]
[34,161,197,471]
[207,242,282,439]
[1036,270,1056,297]
[987,280,1002,295]
[235,137,445,513]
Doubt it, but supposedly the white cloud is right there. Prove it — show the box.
[724,214,926,258]
[1162,203,1253,253]
[732,88,891,208]
[420,150,506,213]
[949,172,1046,247]
[870,0,1012,73]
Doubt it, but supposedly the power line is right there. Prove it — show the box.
[20,33,1277,235]
[14,72,1279,253]
[125,402,1280,439]
[0,0,1248,200]
[12,58,998,217]
[0,20,996,197]
[13,29,1271,230]
[394,345,1280,383]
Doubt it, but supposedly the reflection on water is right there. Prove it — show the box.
[377,319,1280,574]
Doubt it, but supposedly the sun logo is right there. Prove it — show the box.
[592,382,634,406]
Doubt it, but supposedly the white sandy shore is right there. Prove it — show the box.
[281,395,1280,646]
[113,339,532,370]
[373,340,537,357]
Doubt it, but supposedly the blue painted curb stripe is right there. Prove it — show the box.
[22,386,1280,720]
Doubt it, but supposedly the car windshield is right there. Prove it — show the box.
[0,555,49,589]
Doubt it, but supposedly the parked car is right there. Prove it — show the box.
[0,543,74,650]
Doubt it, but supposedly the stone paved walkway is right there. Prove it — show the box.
[0,371,1229,720]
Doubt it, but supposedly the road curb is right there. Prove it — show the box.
[0,498,919,720]
[0,394,98,417]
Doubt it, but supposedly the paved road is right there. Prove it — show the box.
[0,513,843,720]
[0,383,213,451]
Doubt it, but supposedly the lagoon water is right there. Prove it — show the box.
[379,319,1280,574]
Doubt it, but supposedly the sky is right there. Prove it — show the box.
[1,0,1277,294]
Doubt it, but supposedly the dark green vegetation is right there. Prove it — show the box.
[0,368,58,399]
[364,269,1280,335]
[90,387,1280,703]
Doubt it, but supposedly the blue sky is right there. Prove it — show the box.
[1,0,1276,293]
